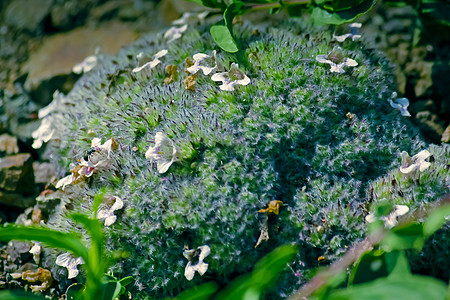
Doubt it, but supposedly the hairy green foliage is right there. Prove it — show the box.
[35,19,435,299]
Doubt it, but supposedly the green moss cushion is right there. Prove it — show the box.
[37,19,434,298]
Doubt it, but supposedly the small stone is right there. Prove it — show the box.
[4,0,52,32]
[0,154,35,195]
[33,162,57,185]
[0,134,19,156]
[31,208,42,224]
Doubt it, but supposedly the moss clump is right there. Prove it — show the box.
[36,19,431,298]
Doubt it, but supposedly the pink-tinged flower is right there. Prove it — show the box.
[97,196,124,226]
[400,150,431,174]
[78,137,116,177]
[72,55,97,74]
[186,50,217,75]
[211,63,250,91]
[315,53,358,73]
[183,245,210,280]
[145,132,179,174]
[56,252,84,279]
[164,24,188,43]
[132,49,168,72]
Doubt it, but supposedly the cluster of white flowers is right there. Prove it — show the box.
[400,150,431,174]
[315,53,358,73]
[55,137,116,190]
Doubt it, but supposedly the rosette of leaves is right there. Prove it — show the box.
[39,18,430,299]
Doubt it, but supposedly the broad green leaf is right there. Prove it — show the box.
[216,244,298,299]
[311,0,374,25]
[0,226,89,261]
[99,280,121,300]
[386,251,410,278]
[348,250,388,285]
[0,290,44,300]
[210,25,239,53]
[381,223,425,251]
[173,282,219,300]
[328,274,448,300]
[423,204,450,237]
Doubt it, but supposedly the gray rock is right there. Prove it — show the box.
[0,190,35,208]
[4,0,53,32]
[33,162,57,185]
[0,153,35,195]
[0,134,19,156]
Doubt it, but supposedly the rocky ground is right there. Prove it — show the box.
[0,0,448,296]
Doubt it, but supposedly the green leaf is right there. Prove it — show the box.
[348,250,388,285]
[119,276,135,287]
[184,0,224,9]
[215,244,298,299]
[173,282,219,300]
[328,274,448,300]
[0,290,45,300]
[210,25,239,53]
[386,251,411,278]
[311,0,375,25]
[99,280,121,300]
[65,283,84,300]
[423,204,450,237]
[0,226,89,261]
[381,223,425,251]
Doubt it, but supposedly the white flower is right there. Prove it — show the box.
[333,23,362,42]
[29,242,42,264]
[72,55,97,74]
[31,117,54,149]
[388,93,411,117]
[365,205,409,228]
[38,91,73,119]
[316,54,358,73]
[145,132,179,174]
[78,137,116,177]
[164,24,188,43]
[56,252,84,279]
[172,12,208,25]
[132,49,168,73]
[187,50,217,75]
[97,196,123,226]
[211,63,250,91]
[400,150,431,174]
[183,245,210,281]
[55,174,74,190]
[31,114,65,149]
